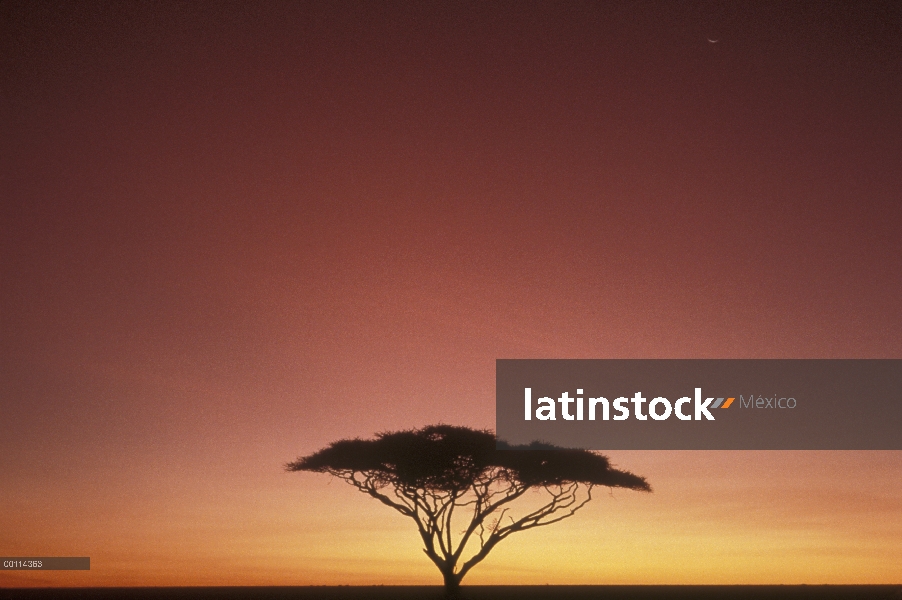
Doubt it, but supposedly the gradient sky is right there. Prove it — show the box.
[2,0,901,588]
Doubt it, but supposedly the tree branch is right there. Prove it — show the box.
[457,483,595,580]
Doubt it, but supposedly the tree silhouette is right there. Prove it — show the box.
[286,425,650,597]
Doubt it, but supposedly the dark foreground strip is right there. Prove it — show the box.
[2,586,902,600]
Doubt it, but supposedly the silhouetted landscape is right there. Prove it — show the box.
[4,586,902,600]
[3,1,900,593]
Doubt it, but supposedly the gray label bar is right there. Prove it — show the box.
[496,359,902,450]
[1,557,90,570]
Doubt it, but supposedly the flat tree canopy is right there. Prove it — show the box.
[287,425,650,596]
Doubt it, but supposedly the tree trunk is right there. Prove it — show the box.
[442,568,462,598]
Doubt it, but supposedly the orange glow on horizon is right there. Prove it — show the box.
[4,451,901,587]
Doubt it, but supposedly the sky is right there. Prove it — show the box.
[2,0,901,588]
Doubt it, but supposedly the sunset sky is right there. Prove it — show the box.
[2,1,901,588]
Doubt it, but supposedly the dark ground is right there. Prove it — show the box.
[2,587,902,600]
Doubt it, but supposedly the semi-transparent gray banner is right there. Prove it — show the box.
[1,557,90,570]
[496,359,902,450]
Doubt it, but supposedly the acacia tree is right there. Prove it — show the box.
[286,425,650,596]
